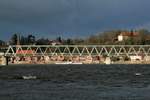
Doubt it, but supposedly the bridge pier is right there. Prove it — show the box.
[0,52,8,66]
[104,57,111,65]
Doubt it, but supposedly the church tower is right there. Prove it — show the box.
[17,33,20,46]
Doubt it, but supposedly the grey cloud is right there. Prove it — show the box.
[0,0,150,40]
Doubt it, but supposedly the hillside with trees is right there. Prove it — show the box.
[84,29,150,45]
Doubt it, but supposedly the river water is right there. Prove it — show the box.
[0,64,150,100]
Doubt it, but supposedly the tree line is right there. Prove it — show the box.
[7,33,84,45]
[0,29,150,46]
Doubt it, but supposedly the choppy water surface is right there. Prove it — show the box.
[0,64,150,100]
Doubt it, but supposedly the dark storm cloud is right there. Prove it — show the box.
[0,0,150,40]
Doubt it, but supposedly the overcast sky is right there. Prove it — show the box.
[0,0,150,40]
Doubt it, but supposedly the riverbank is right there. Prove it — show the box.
[1,55,150,65]
[6,60,150,65]
[113,61,150,64]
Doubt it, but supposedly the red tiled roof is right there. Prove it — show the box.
[120,32,139,36]
[16,50,34,54]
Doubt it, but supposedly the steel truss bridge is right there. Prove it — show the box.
[3,45,150,57]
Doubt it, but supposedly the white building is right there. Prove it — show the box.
[118,34,123,41]
[117,31,139,41]
[130,56,142,61]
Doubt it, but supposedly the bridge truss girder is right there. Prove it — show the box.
[4,45,150,57]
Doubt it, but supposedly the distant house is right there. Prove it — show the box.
[118,31,139,41]
[49,40,62,46]
[130,55,143,61]
[16,50,35,55]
